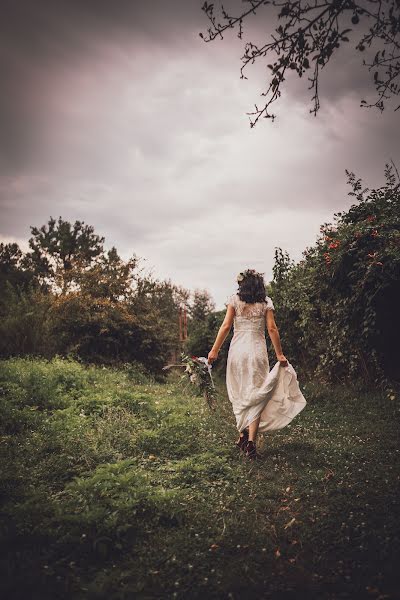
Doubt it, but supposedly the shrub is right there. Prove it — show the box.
[269,165,400,386]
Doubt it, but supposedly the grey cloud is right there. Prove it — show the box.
[0,0,399,309]
[0,0,206,169]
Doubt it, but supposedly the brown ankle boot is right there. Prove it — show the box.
[236,428,249,451]
[245,440,258,460]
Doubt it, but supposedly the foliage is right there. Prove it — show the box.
[0,281,57,358]
[0,217,191,377]
[48,291,167,373]
[189,288,216,322]
[185,289,216,356]
[23,216,107,294]
[75,246,139,302]
[269,164,400,386]
[0,357,399,599]
[200,0,400,124]
[129,274,190,364]
[0,242,37,291]
[184,288,234,378]
[53,460,184,554]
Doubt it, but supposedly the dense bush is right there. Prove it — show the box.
[268,166,400,388]
[0,282,57,358]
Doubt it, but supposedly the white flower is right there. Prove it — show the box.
[237,273,244,282]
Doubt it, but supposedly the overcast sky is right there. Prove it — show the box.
[1,0,399,309]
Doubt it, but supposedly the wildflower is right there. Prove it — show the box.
[323,252,331,264]
[328,241,340,249]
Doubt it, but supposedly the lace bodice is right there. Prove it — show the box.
[225,293,275,318]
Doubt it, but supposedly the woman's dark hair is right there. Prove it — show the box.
[237,271,267,304]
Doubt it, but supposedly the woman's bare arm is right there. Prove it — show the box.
[266,310,288,365]
[207,305,235,362]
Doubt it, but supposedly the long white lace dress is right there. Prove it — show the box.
[225,293,307,433]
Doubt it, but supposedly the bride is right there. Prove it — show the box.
[207,268,307,460]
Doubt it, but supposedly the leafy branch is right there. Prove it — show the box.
[200,0,400,125]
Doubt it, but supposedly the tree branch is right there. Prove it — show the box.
[200,0,400,124]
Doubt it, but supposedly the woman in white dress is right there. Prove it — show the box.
[207,268,307,460]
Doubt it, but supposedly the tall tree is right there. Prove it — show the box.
[186,289,216,356]
[190,288,216,322]
[78,247,139,302]
[200,0,400,125]
[23,217,105,294]
[0,242,36,290]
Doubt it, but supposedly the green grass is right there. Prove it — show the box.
[0,357,399,599]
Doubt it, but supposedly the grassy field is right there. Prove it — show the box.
[0,357,399,600]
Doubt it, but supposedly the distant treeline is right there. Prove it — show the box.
[1,166,399,387]
[0,216,217,378]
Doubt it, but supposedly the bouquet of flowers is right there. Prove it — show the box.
[180,352,217,410]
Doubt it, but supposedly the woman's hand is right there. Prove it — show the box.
[208,348,219,364]
[276,353,288,367]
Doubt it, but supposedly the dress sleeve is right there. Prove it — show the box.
[265,296,275,311]
[225,294,236,312]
